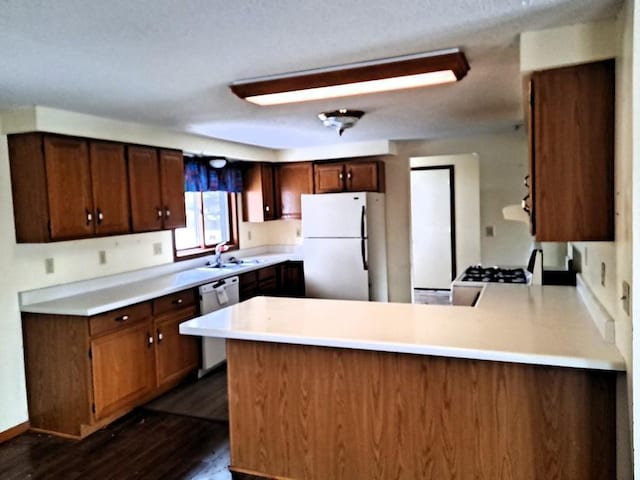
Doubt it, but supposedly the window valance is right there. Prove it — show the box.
[184,157,244,193]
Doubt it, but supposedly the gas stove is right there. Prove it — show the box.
[459,265,529,284]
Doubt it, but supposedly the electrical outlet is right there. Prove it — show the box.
[153,242,162,255]
[485,225,495,237]
[622,281,631,315]
[45,258,54,274]
[584,247,589,266]
[247,230,252,241]
[600,262,606,287]
[296,228,301,238]
[99,250,107,265]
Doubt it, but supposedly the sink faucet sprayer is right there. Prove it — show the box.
[213,242,229,267]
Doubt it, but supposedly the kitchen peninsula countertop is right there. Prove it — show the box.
[20,254,298,316]
[180,284,625,371]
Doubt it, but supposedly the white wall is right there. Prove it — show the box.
[383,131,531,302]
[410,154,481,285]
[0,108,274,434]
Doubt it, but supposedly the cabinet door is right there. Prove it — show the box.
[277,162,314,219]
[159,149,187,229]
[279,261,305,297]
[90,141,130,235]
[154,306,199,389]
[242,163,276,222]
[532,61,614,241]
[261,164,277,220]
[44,136,94,239]
[91,321,155,420]
[346,161,381,192]
[128,146,163,232]
[314,163,345,193]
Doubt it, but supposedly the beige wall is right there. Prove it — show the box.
[383,131,531,302]
[0,109,275,433]
[522,15,635,477]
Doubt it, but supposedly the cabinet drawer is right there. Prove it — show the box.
[258,266,278,282]
[90,302,152,337]
[152,289,197,316]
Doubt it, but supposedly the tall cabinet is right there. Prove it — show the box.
[528,60,614,241]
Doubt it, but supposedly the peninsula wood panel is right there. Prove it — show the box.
[531,60,614,241]
[227,340,615,480]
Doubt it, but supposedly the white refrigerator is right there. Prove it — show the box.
[301,192,388,301]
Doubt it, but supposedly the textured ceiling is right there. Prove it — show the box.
[0,0,623,149]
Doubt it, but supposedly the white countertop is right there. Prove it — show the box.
[179,284,625,371]
[20,254,298,316]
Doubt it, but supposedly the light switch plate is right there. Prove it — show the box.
[485,225,495,237]
[153,242,162,255]
[622,281,630,315]
[99,250,107,265]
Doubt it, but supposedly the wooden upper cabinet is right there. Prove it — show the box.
[530,60,614,241]
[159,149,187,229]
[89,141,130,235]
[314,160,384,194]
[124,146,187,232]
[314,162,345,193]
[243,162,277,222]
[8,133,131,242]
[276,162,314,219]
[346,161,382,192]
[44,136,94,240]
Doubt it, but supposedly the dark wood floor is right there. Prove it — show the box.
[0,410,232,480]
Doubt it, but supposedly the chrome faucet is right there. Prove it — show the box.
[212,242,228,267]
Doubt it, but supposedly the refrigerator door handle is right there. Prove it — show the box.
[361,238,369,271]
[360,205,366,239]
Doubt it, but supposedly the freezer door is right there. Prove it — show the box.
[304,237,369,300]
[302,193,366,238]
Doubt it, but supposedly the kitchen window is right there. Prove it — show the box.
[174,191,238,258]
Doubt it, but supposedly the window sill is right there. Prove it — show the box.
[174,244,238,262]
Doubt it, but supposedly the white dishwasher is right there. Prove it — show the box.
[198,276,239,376]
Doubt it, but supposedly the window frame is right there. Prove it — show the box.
[173,192,239,261]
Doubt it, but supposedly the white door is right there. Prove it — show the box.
[303,238,369,300]
[302,193,366,238]
[410,167,455,289]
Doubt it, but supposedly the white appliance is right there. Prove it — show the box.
[301,192,388,301]
[198,276,239,376]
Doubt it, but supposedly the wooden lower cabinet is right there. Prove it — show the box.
[239,262,305,301]
[22,287,200,439]
[91,321,155,420]
[154,306,200,389]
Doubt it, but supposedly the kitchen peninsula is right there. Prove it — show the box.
[180,284,624,480]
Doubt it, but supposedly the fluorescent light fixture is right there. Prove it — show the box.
[230,48,469,106]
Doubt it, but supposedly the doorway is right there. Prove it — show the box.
[410,165,456,293]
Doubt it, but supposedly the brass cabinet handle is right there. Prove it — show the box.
[97,208,104,225]
[157,329,163,343]
[164,207,171,218]
[86,209,93,225]
[147,333,154,347]
[265,205,270,212]
[172,298,183,305]
[156,208,163,219]
[339,172,344,180]
[116,314,129,322]
[347,171,352,180]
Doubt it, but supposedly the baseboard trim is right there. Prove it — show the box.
[0,421,30,443]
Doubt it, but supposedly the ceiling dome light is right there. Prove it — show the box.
[317,109,365,136]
